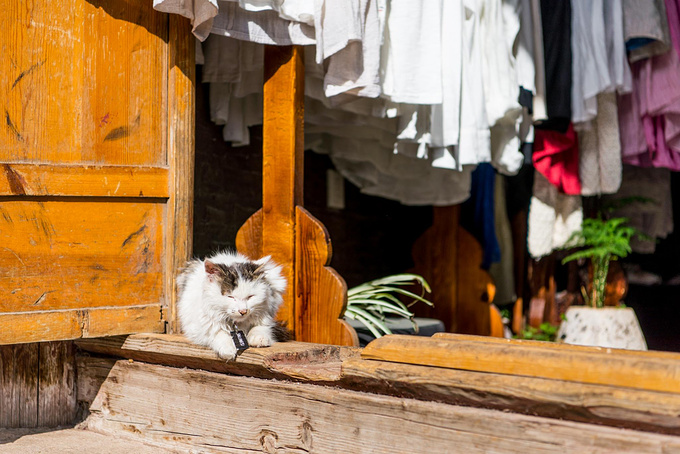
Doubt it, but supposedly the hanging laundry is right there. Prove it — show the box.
[527,171,583,259]
[538,0,572,133]
[618,0,680,170]
[533,123,581,196]
[461,164,501,270]
[622,0,672,63]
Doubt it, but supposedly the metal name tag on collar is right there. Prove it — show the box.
[231,326,249,351]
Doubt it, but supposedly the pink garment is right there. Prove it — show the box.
[618,0,680,170]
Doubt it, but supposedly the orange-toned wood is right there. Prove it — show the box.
[512,297,524,334]
[260,45,304,326]
[0,164,169,198]
[0,342,38,427]
[527,256,556,327]
[489,304,505,338]
[165,14,195,333]
[295,207,358,346]
[0,305,163,345]
[0,200,163,313]
[237,47,355,345]
[432,332,680,360]
[236,209,263,259]
[363,334,680,394]
[457,226,495,335]
[1,0,167,165]
[409,206,460,331]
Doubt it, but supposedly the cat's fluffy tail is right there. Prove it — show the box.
[272,320,293,342]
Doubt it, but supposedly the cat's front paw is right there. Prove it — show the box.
[214,342,238,361]
[247,326,274,348]
[210,330,238,361]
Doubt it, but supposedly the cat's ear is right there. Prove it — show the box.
[253,255,273,275]
[254,256,286,294]
[204,260,222,278]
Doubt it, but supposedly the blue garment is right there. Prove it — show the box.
[460,163,501,270]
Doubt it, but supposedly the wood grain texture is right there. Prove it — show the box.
[261,45,304,327]
[409,205,459,331]
[0,164,169,198]
[1,0,167,165]
[76,355,117,406]
[0,343,38,427]
[236,208,263,260]
[76,333,356,383]
[38,342,76,427]
[0,305,164,345]
[362,334,680,393]
[165,14,195,333]
[85,360,680,453]
[295,207,358,346]
[342,357,680,435]
[457,226,495,335]
[0,200,163,314]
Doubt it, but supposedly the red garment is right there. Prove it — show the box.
[533,124,582,195]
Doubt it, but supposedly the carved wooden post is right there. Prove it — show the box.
[236,46,357,346]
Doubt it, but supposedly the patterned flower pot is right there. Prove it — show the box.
[557,306,647,350]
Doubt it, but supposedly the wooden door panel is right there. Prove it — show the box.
[0,1,194,344]
[0,199,163,313]
[1,0,167,165]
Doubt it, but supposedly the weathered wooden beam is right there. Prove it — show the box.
[84,360,680,453]
[76,333,356,383]
[341,357,680,435]
[362,334,680,393]
[236,46,357,347]
[165,14,195,334]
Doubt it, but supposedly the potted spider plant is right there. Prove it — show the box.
[557,215,648,350]
[344,273,433,341]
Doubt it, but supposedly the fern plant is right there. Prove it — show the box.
[344,274,433,339]
[561,216,642,308]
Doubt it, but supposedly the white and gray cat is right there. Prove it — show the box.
[177,251,289,361]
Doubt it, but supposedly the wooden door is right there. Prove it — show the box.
[0,1,194,344]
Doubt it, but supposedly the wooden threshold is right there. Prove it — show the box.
[77,333,680,436]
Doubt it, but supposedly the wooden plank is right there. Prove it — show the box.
[457,226,494,335]
[165,14,195,334]
[261,45,305,328]
[0,200,163,313]
[0,305,164,345]
[38,341,77,427]
[362,335,680,393]
[0,343,39,427]
[341,357,680,435]
[76,355,117,407]
[1,0,167,165]
[409,205,459,331]
[84,360,680,453]
[295,207,358,346]
[76,333,356,383]
[431,332,680,359]
[0,164,169,198]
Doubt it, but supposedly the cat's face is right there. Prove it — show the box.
[203,259,272,322]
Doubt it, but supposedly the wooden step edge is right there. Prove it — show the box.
[340,357,680,436]
[361,335,680,394]
[76,333,359,383]
[432,332,680,360]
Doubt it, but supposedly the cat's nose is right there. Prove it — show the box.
[238,309,249,315]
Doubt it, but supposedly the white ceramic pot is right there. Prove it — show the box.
[557,306,648,350]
